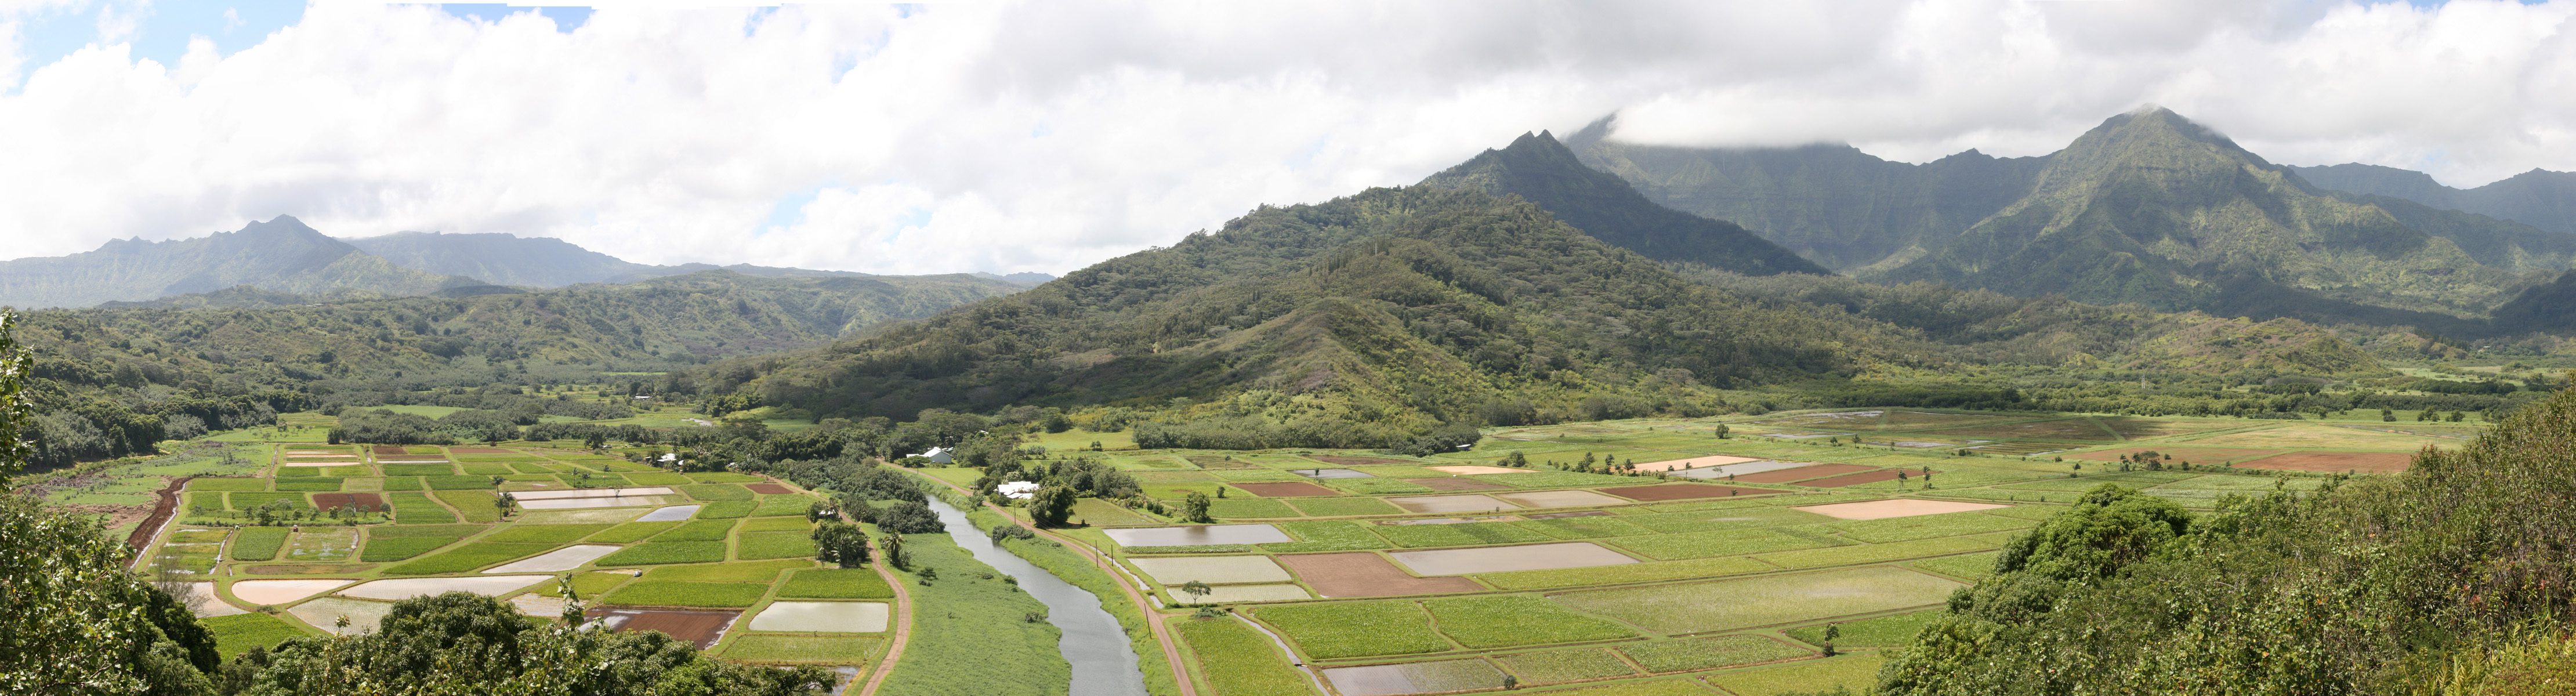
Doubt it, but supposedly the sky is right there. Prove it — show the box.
[1,1,2573,276]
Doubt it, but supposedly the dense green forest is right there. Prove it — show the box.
[9,270,1019,470]
[1878,385,2576,694]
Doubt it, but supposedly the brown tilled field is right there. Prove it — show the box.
[589,608,741,649]
[1729,463,1872,484]
[1231,481,1339,497]
[1798,470,1908,488]
[1276,552,1480,597]
[1597,483,1778,501]
[2238,451,2414,474]
[743,483,793,495]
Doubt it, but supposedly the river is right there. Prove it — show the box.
[922,496,1151,696]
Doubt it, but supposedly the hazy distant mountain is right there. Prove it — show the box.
[1880,108,2576,322]
[1422,131,1827,276]
[973,271,1059,287]
[0,216,479,309]
[1564,117,2048,271]
[2289,164,2576,235]
[343,231,650,287]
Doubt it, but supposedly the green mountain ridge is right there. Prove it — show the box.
[1420,130,1828,276]
[1565,115,2049,271]
[704,185,1901,444]
[1882,108,2573,321]
[0,216,483,309]
[2292,162,2576,235]
[1571,108,2576,327]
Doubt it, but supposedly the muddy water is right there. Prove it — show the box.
[923,497,1148,696]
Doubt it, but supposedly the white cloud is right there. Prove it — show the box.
[0,1,2573,274]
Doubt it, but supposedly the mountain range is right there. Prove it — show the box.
[1,216,1052,309]
[2291,164,2576,235]
[1571,107,2576,328]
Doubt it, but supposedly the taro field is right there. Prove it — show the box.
[144,443,900,684]
[979,408,2459,696]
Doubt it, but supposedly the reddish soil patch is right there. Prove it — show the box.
[124,476,193,552]
[451,447,514,454]
[1407,477,1511,492]
[588,607,740,650]
[744,483,794,495]
[1231,481,1338,497]
[2240,451,2414,474]
[1276,552,1480,598]
[1598,483,1777,501]
[1305,455,1410,467]
[372,446,407,456]
[1728,463,1873,484]
[2067,447,2282,463]
[311,493,387,511]
[1799,470,1906,488]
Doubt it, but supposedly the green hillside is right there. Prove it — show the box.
[1881,108,2574,322]
[1421,130,1827,276]
[1879,386,2576,694]
[342,231,654,287]
[709,186,1901,445]
[0,216,480,309]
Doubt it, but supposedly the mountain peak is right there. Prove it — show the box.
[2082,105,2242,151]
[1422,129,1827,276]
[234,215,330,242]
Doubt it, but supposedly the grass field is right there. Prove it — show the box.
[720,634,886,664]
[1619,635,1811,673]
[1176,617,1318,696]
[777,567,896,599]
[1422,596,1636,648]
[595,541,726,566]
[201,612,307,659]
[1496,648,1636,684]
[230,527,288,561]
[871,533,1071,696]
[1256,601,1451,659]
[1552,567,1962,635]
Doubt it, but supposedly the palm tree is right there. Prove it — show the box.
[495,492,517,519]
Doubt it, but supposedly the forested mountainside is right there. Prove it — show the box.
[1875,108,2574,322]
[13,270,1020,468]
[1573,108,2576,326]
[1879,386,2576,694]
[1421,130,1828,276]
[0,216,483,309]
[2294,162,2576,235]
[341,231,656,287]
[1565,116,2049,271]
[697,185,1909,447]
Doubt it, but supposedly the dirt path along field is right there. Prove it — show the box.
[853,534,915,696]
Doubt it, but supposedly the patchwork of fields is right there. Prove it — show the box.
[134,407,2461,695]
[135,443,898,684]
[1016,410,2452,695]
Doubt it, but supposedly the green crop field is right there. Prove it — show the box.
[680,484,753,501]
[736,531,817,560]
[1495,648,1637,684]
[588,521,678,543]
[600,580,769,608]
[432,490,503,523]
[1176,617,1317,696]
[1255,601,1451,659]
[386,492,458,523]
[720,634,885,664]
[695,501,755,519]
[1552,567,1963,635]
[1423,596,1636,648]
[385,541,557,575]
[657,519,738,542]
[1258,521,1391,552]
[777,567,896,599]
[1618,635,1812,674]
[201,613,307,659]
[481,524,615,544]
[361,535,465,562]
[230,527,288,561]
[1785,609,1940,648]
[595,541,727,566]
